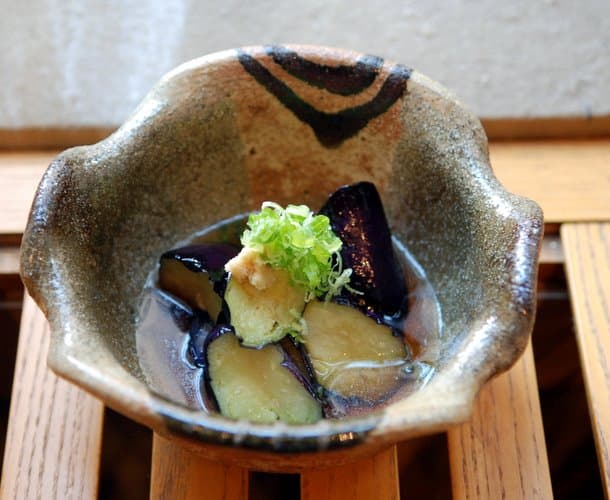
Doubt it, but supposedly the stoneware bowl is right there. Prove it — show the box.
[20,45,543,472]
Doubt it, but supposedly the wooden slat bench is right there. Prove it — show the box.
[562,223,610,492]
[0,295,104,499]
[1,139,609,499]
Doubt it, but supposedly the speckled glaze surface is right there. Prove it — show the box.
[20,45,543,471]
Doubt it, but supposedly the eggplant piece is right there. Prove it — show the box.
[301,300,409,402]
[158,243,239,321]
[224,248,306,347]
[205,327,322,424]
[186,309,215,368]
[319,182,407,317]
[280,336,317,390]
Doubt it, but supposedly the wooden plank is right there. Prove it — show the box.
[1,118,609,148]
[0,127,113,150]
[0,294,105,500]
[482,115,610,141]
[150,434,249,500]
[447,343,553,499]
[562,223,610,494]
[491,139,610,223]
[1,141,609,236]
[0,152,54,234]
[300,445,399,500]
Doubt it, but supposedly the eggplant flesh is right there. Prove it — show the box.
[150,183,415,419]
[301,300,409,402]
[224,249,306,347]
[158,244,239,321]
[206,329,322,424]
[319,181,407,317]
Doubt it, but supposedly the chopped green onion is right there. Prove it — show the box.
[241,202,352,300]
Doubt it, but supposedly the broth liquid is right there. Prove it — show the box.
[136,216,442,413]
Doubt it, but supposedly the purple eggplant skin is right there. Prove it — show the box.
[200,324,235,413]
[279,336,321,402]
[321,390,366,419]
[204,326,320,402]
[203,327,322,422]
[201,324,235,365]
[160,243,240,297]
[321,389,387,419]
[161,243,240,279]
[159,243,240,323]
[319,181,407,318]
[186,309,216,368]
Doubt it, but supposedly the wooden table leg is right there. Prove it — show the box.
[447,343,553,499]
[300,445,399,500]
[0,295,104,500]
[150,434,249,500]
[562,222,610,495]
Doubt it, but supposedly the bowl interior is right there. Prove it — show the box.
[21,45,542,458]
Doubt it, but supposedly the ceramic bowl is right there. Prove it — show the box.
[20,45,543,472]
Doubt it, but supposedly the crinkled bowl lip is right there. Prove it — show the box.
[20,44,543,468]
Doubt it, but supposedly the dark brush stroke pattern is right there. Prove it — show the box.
[265,45,383,96]
[237,49,411,147]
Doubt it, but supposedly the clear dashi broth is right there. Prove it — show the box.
[136,214,442,417]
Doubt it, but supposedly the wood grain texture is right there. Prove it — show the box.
[0,128,113,150]
[562,223,610,495]
[1,141,609,235]
[300,445,399,500]
[0,294,104,500]
[482,115,610,141]
[447,343,553,499]
[490,139,610,223]
[150,434,249,500]
[1,118,609,149]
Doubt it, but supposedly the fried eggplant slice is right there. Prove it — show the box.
[158,243,239,321]
[301,300,409,402]
[224,248,306,347]
[319,181,407,317]
[206,327,322,424]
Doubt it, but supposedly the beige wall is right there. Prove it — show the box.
[2,0,608,128]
